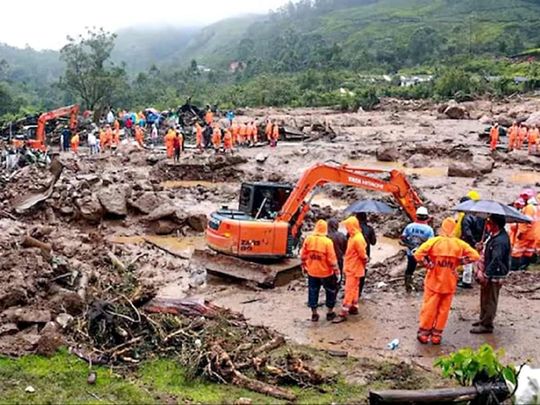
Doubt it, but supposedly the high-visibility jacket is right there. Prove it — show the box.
[342,216,367,278]
[300,220,338,278]
[414,218,480,294]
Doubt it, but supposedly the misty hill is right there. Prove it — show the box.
[111,26,199,72]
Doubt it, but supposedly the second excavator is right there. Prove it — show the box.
[194,162,424,286]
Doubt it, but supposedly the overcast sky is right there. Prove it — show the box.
[1,0,289,50]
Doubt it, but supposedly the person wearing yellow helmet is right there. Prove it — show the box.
[466,190,481,201]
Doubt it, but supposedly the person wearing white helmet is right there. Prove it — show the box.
[401,207,434,293]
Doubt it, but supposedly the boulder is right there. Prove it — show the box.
[405,154,430,168]
[376,146,400,162]
[525,112,540,127]
[75,194,103,223]
[255,153,268,163]
[129,192,165,215]
[494,115,513,128]
[448,155,494,178]
[98,186,128,217]
[187,213,208,232]
[444,101,469,120]
[479,115,493,125]
[145,205,177,222]
[149,220,180,235]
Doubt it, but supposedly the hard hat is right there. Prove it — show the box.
[514,198,526,208]
[467,190,481,201]
[528,198,538,206]
[416,207,429,217]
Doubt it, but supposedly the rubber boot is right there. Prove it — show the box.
[405,275,414,293]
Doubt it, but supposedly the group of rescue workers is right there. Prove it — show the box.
[64,106,281,158]
[489,121,540,154]
[301,188,540,345]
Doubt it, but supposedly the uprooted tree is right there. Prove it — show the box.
[60,28,127,119]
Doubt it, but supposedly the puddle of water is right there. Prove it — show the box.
[510,172,540,185]
[161,180,228,189]
[107,234,206,256]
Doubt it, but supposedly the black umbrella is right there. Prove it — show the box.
[344,199,394,215]
[452,199,532,223]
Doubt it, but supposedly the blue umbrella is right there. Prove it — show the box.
[344,199,394,215]
[452,199,532,223]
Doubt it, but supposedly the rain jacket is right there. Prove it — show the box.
[342,217,367,278]
[300,220,338,278]
[414,218,480,294]
[484,230,511,279]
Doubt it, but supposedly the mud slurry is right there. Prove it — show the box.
[1,97,540,400]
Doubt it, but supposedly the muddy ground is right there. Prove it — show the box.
[1,96,539,380]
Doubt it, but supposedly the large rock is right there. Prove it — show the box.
[187,214,208,232]
[479,115,493,125]
[494,115,513,128]
[448,155,494,178]
[405,154,430,168]
[525,112,540,127]
[129,192,165,215]
[98,186,128,217]
[75,194,103,223]
[145,205,177,222]
[444,101,469,120]
[376,146,400,162]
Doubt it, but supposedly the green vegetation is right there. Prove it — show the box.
[434,344,517,387]
[0,348,417,404]
[2,0,540,123]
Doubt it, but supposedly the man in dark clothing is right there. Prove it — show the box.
[356,212,377,295]
[470,214,511,334]
[327,218,347,283]
[62,127,71,152]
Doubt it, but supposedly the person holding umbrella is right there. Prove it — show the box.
[452,199,526,334]
[471,214,511,334]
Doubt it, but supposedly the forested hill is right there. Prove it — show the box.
[211,0,540,74]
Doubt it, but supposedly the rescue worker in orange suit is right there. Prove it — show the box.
[173,131,183,162]
[164,127,176,158]
[300,219,339,322]
[212,125,222,153]
[113,119,120,132]
[271,123,280,147]
[70,132,80,154]
[265,120,273,142]
[239,122,247,146]
[333,216,367,323]
[512,189,537,270]
[536,193,540,258]
[195,122,203,151]
[99,128,107,152]
[112,128,120,148]
[134,124,144,148]
[518,124,528,150]
[231,120,240,145]
[204,107,213,126]
[105,125,113,149]
[508,121,518,152]
[246,122,254,145]
[414,218,480,345]
[528,124,539,155]
[223,128,233,154]
[489,123,499,152]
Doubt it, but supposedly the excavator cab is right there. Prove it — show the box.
[238,182,293,219]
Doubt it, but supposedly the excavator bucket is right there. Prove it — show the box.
[191,249,301,288]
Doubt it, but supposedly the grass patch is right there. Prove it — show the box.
[0,349,394,404]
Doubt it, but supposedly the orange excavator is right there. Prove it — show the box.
[13,104,79,151]
[195,162,423,286]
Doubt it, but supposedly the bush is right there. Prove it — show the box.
[434,68,476,100]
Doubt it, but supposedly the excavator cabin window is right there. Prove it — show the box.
[238,183,293,220]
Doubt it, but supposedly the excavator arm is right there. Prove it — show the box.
[276,163,423,237]
[34,104,79,150]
